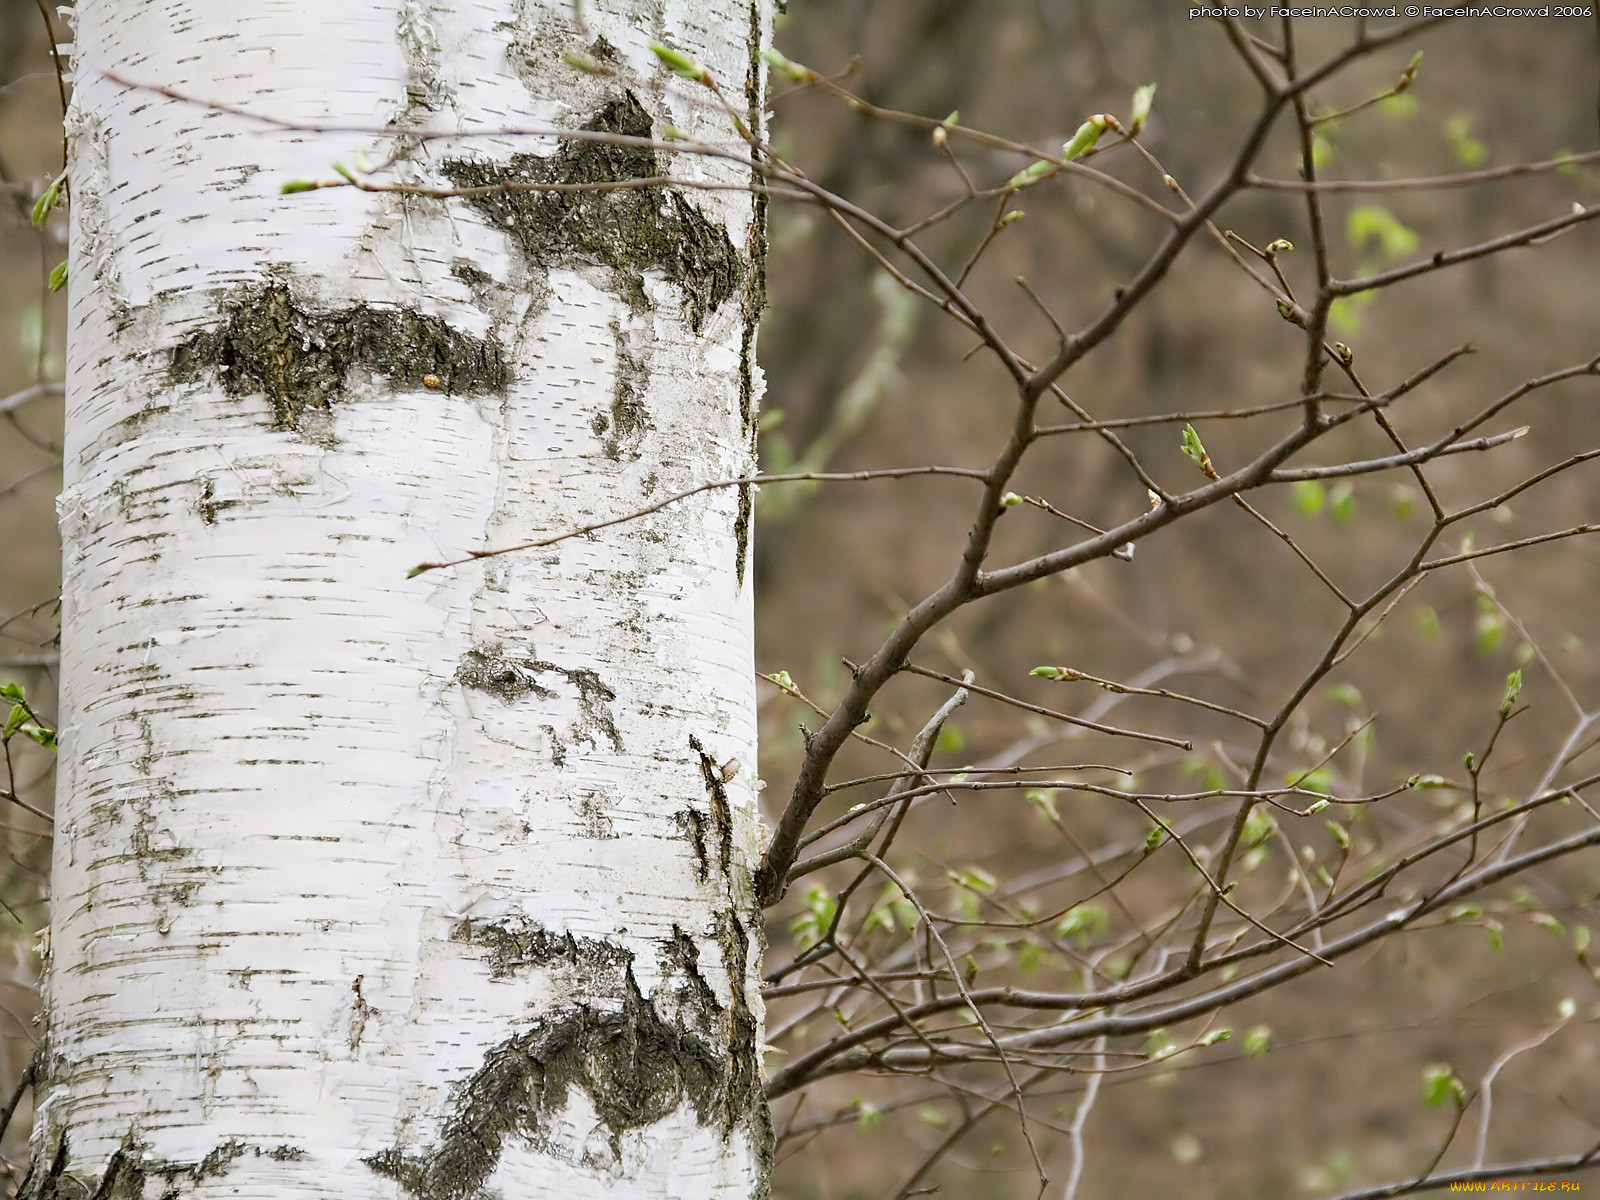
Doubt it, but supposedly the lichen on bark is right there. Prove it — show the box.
[439,92,741,331]
[168,279,510,442]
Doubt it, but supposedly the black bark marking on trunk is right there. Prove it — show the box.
[16,1133,72,1200]
[451,915,631,982]
[439,92,741,332]
[552,666,624,753]
[714,905,773,1199]
[169,280,510,444]
[454,645,556,705]
[663,924,724,1019]
[690,735,735,877]
[735,0,770,595]
[734,482,753,591]
[19,1134,306,1200]
[373,923,766,1198]
[599,319,651,461]
[455,647,622,753]
[677,805,710,881]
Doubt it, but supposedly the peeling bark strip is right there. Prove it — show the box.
[169,279,509,438]
[441,92,741,331]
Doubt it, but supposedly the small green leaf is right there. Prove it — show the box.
[1266,238,1294,255]
[1499,668,1522,716]
[0,682,23,703]
[1056,902,1109,942]
[1347,205,1418,260]
[49,260,68,292]
[280,180,321,194]
[1325,819,1351,851]
[1329,292,1375,335]
[760,47,812,82]
[951,866,995,893]
[1422,1063,1465,1109]
[1242,809,1277,849]
[1418,606,1441,640]
[1329,482,1355,525]
[1444,114,1489,168]
[31,179,61,228]
[1145,826,1167,853]
[1326,682,1362,709]
[1292,479,1326,515]
[1180,424,1213,475]
[1484,918,1503,953]
[3,705,26,739]
[997,209,1025,228]
[1391,50,1422,96]
[563,50,602,74]
[788,885,838,949]
[1244,1025,1272,1057]
[650,40,708,82]
[1473,594,1505,653]
[1007,158,1054,189]
[1390,483,1415,520]
[1061,114,1109,162]
[1381,92,1420,119]
[1294,768,1333,796]
[1000,491,1024,508]
[1143,1029,1177,1061]
[1574,925,1592,956]
[1310,130,1338,169]
[1031,665,1078,680]
[1128,84,1156,135]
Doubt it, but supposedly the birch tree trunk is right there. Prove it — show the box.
[34,2,770,1196]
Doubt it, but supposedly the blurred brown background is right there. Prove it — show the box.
[3,2,1599,1197]
[753,5,1600,1198]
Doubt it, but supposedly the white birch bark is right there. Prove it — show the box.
[36,2,770,1196]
